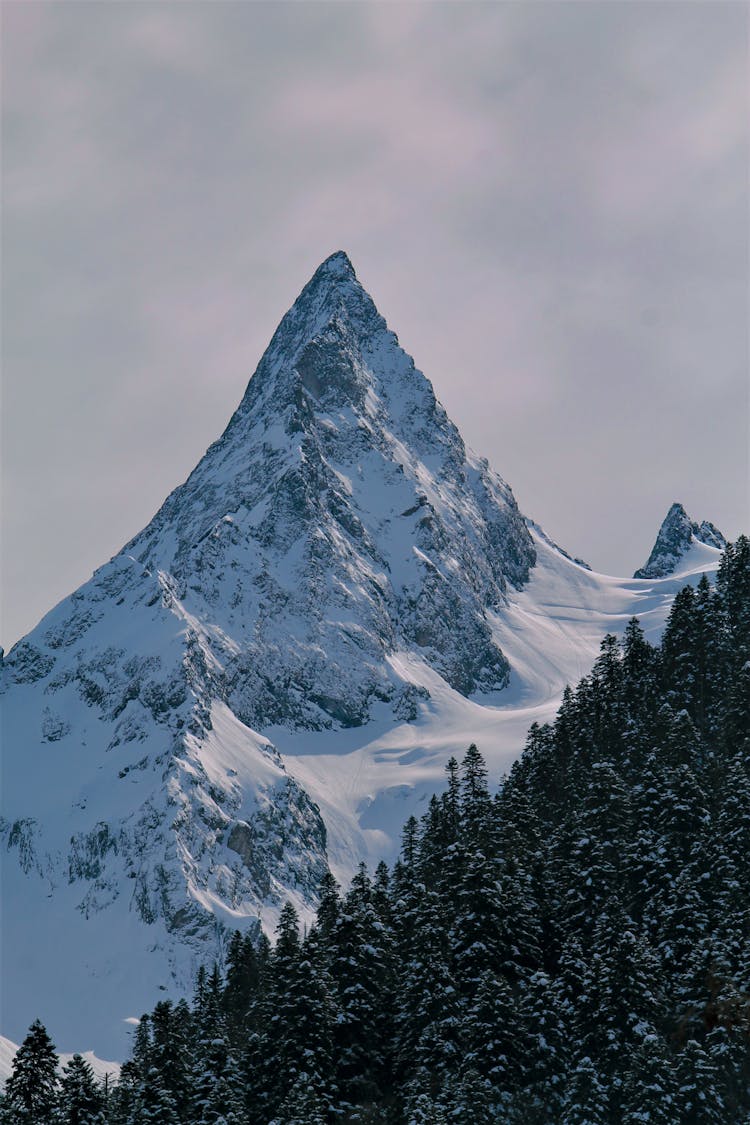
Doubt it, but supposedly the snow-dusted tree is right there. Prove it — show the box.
[403,1075,449,1125]
[619,1034,677,1125]
[270,1072,328,1125]
[125,1064,179,1125]
[191,1035,244,1125]
[58,1053,106,1125]
[2,1019,60,1124]
[559,1055,610,1125]
[673,1039,726,1124]
[222,930,260,1037]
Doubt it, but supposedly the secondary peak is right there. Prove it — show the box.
[634,501,726,579]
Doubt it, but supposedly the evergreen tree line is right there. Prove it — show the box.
[3,537,749,1124]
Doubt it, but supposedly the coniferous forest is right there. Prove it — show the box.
[3,537,749,1124]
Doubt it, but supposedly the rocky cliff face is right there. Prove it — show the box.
[634,502,725,579]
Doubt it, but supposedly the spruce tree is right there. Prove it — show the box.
[126,1064,179,1125]
[58,1054,106,1125]
[403,1084,449,1125]
[150,999,193,1120]
[222,929,260,1037]
[270,1072,329,1125]
[191,1034,243,1125]
[334,861,388,1098]
[619,1034,677,1125]
[560,1055,610,1125]
[394,886,461,1088]
[256,901,335,1119]
[673,1039,726,1124]
[3,1019,60,1124]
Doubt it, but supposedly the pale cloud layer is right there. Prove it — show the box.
[2,1,748,649]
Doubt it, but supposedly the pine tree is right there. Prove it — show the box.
[662,584,700,715]
[719,751,750,893]
[222,929,260,1038]
[105,1063,138,1125]
[314,871,341,947]
[191,1035,244,1125]
[126,1064,179,1125]
[619,1034,677,1125]
[190,955,244,1124]
[706,1025,750,1124]
[371,861,392,931]
[403,1082,449,1125]
[621,617,659,695]
[441,1066,496,1124]
[442,755,461,845]
[463,969,522,1091]
[673,1039,727,1124]
[460,744,493,848]
[450,845,505,996]
[3,1019,60,1124]
[193,964,214,1017]
[150,999,193,1120]
[516,969,568,1119]
[256,902,337,1119]
[329,863,390,1108]
[580,910,663,1094]
[130,1012,152,1078]
[394,886,462,1089]
[560,1055,610,1125]
[270,1071,328,1125]
[58,1054,106,1125]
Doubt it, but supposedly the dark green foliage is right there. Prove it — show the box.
[150,1001,193,1121]
[2,1019,60,1124]
[20,539,750,1122]
[270,1073,328,1125]
[59,1054,106,1125]
[222,931,260,1038]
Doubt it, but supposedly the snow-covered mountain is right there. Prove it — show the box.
[634,501,725,579]
[0,253,726,1058]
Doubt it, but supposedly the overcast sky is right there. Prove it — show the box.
[2,1,748,651]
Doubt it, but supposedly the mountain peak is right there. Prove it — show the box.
[292,248,371,329]
[665,500,688,522]
[299,250,359,308]
[315,248,356,279]
[231,251,384,423]
[634,501,726,579]
[120,251,536,720]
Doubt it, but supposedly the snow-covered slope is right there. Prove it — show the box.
[634,501,725,578]
[275,522,724,885]
[0,253,725,1059]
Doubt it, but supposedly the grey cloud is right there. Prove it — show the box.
[1,1,747,648]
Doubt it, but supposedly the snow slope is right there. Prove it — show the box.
[0,252,726,1059]
[274,525,723,885]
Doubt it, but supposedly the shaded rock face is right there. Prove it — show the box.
[0,252,535,1030]
[634,502,726,579]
